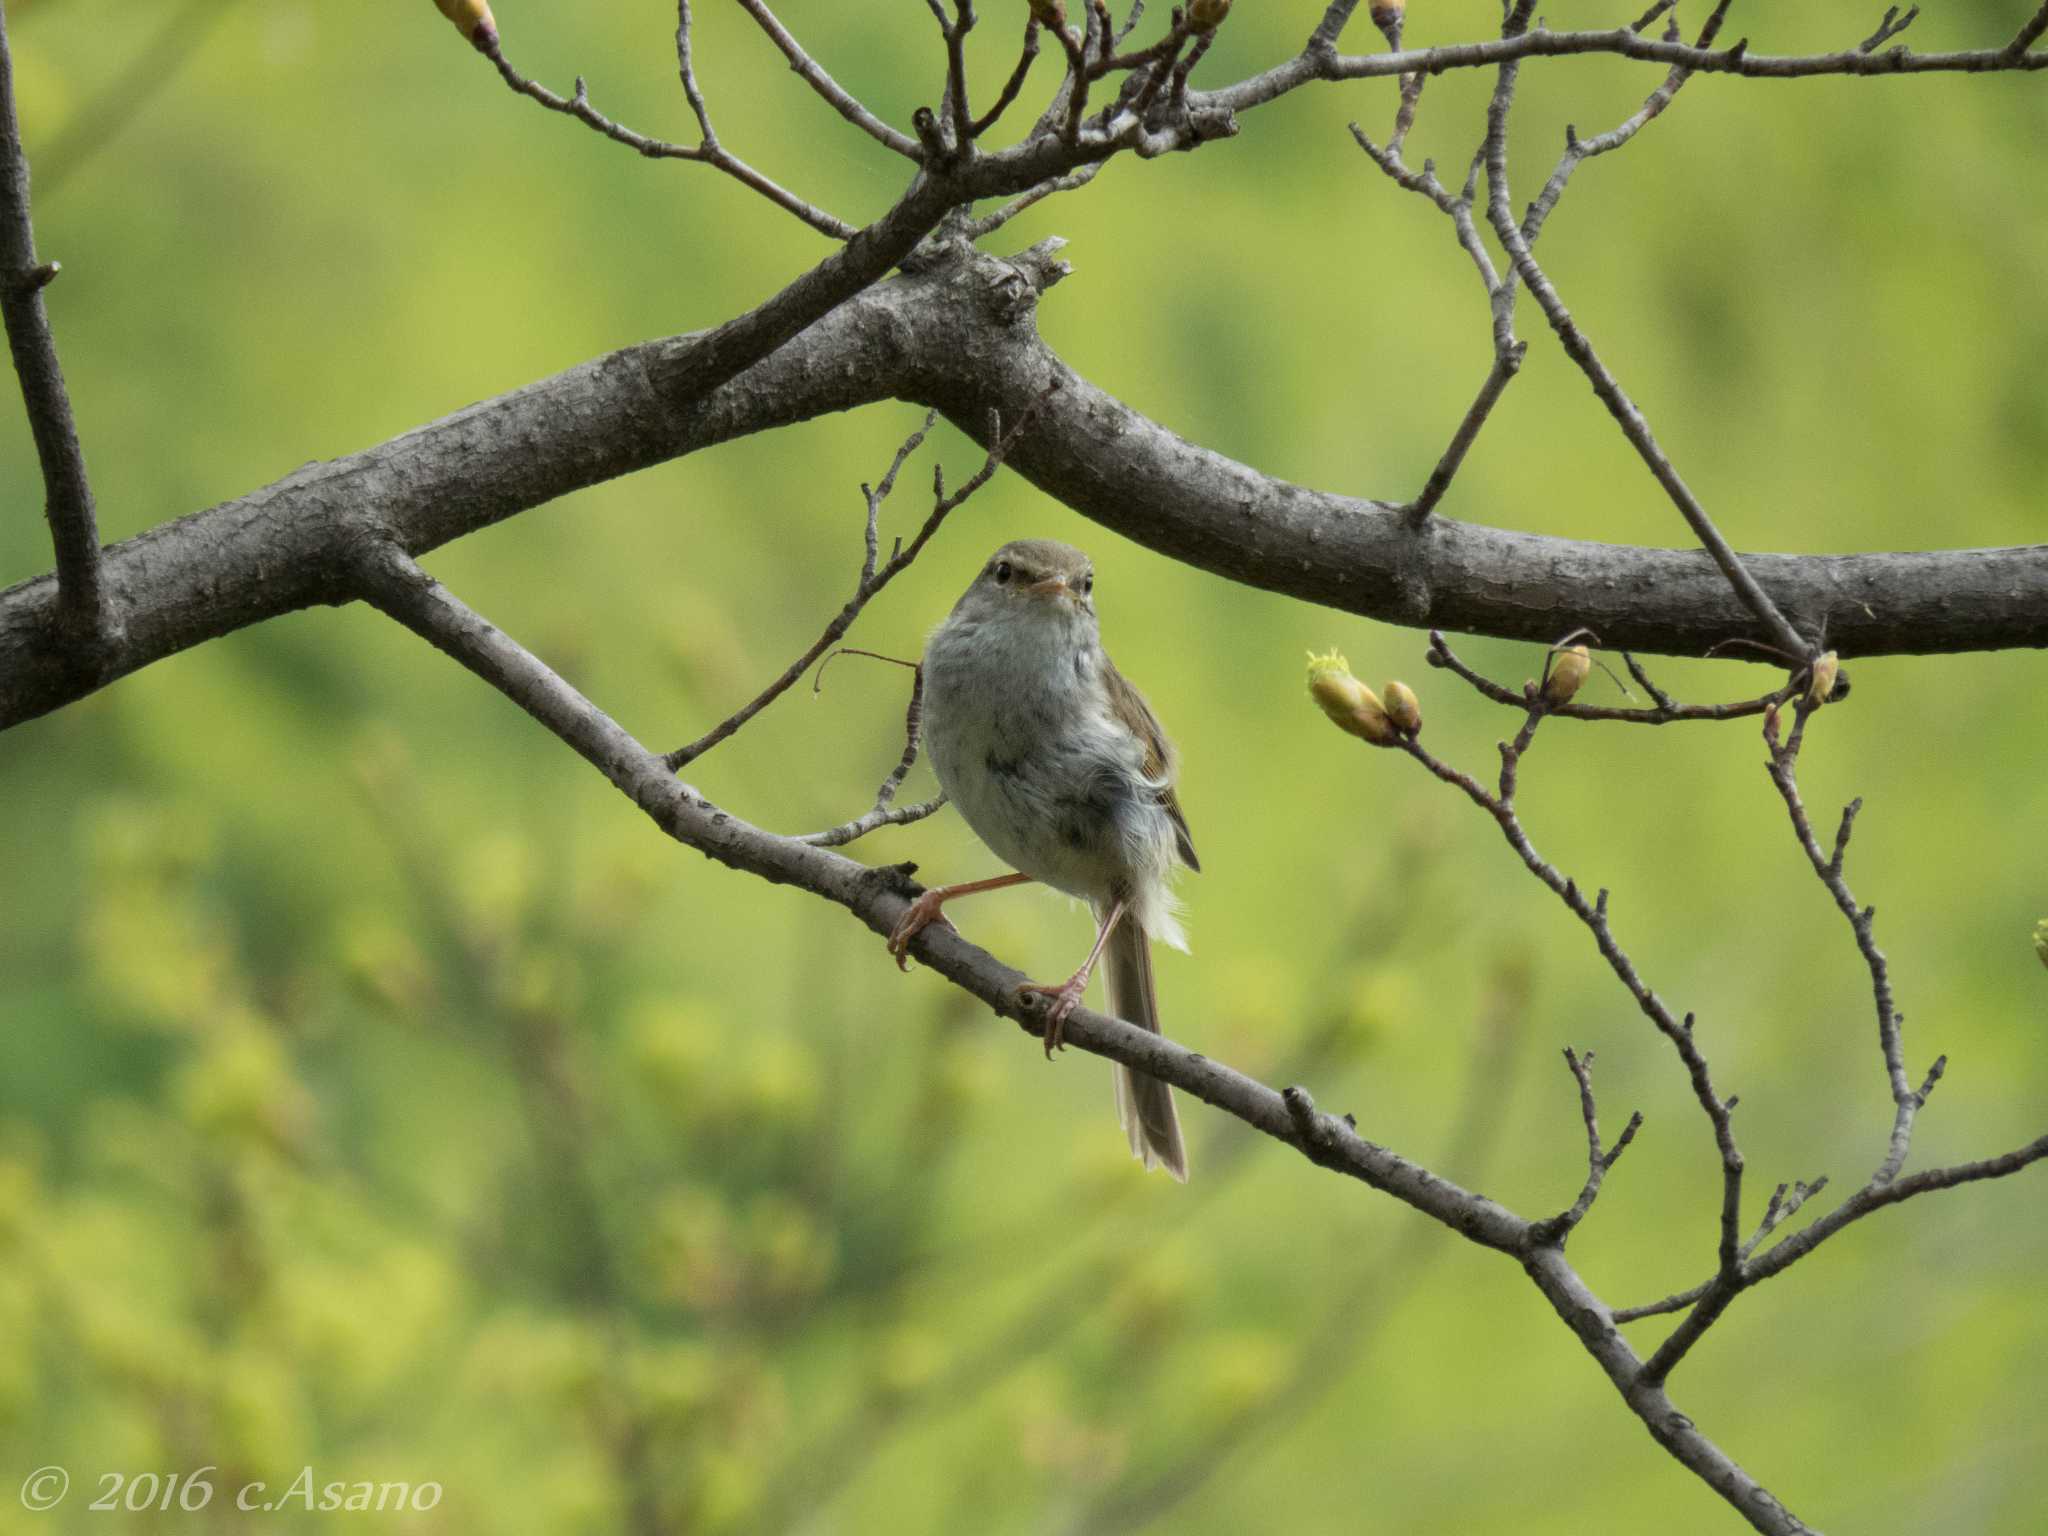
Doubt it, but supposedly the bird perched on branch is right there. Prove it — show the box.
[888,539,1196,1180]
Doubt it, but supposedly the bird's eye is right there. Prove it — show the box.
[993,560,1012,584]
[1082,573,1094,595]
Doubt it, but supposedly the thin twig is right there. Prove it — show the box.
[478,32,856,241]
[966,163,1105,239]
[1859,6,1920,54]
[1468,21,1811,660]
[732,0,925,160]
[1426,631,1791,724]
[798,656,948,847]
[1531,1048,1644,1244]
[1761,702,1934,1185]
[663,390,1057,770]
[942,0,978,155]
[1393,665,1748,1386]
[972,20,1044,137]
[0,8,111,647]
[675,0,717,142]
[2005,3,2048,60]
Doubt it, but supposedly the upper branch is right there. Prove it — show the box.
[0,8,111,648]
[6,244,2047,730]
[1216,17,2048,115]
[479,29,857,241]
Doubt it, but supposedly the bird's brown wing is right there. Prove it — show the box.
[1104,656,1200,873]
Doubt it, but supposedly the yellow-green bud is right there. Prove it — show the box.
[433,0,496,43]
[1806,652,1839,710]
[2034,919,2048,972]
[1029,0,1068,29]
[1308,651,1397,745]
[1370,0,1407,45]
[1188,0,1233,32]
[1382,680,1422,737]
[1542,644,1591,707]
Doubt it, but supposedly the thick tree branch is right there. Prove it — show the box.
[5,244,2047,730]
[0,7,112,650]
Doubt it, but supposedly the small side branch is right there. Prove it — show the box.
[798,662,948,847]
[734,0,925,160]
[480,29,856,240]
[663,391,1055,771]
[1532,1048,1644,1244]
[1392,645,1747,1385]
[1474,16,1808,662]
[2005,3,2048,60]
[1426,632,1790,725]
[0,9,111,648]
[1761,703,1930,1185]
[972,20,1044,137]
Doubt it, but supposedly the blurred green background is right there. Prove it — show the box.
[1,1,2044,1531]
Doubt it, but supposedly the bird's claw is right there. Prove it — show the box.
[887,890,956,971]
[1019,973,1089,1058]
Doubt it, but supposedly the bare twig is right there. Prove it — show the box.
[1532,1048,1644,1244]
[0,7,112,648]
[732,0,924,160]
[941,0,978,155]
[1426,631,1792,724]
[972,20,1044,137]
[1392,673,1748,1386]
[2005,3,2048,60]
[1859,6,1920,53]
[1472,9,1807,660]
[674,0,717,142]
[798,661,947,847]
[478,31,856,240]
[966,163,1106,238]
[1761,702,1934,1185]
[663,392,1055,771]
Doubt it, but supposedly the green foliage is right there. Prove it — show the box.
[1,3,2046,1533]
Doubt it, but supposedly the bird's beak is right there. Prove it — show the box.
[1023,575,1072,603]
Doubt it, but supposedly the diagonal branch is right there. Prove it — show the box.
[1532,1047,1644,1244]
[478,29,856,241]
[661,389,1053,770]
[0,7,113,649]
[1476,9,1809,663]
[733,0,925,161]
[1762,702,1934,1185]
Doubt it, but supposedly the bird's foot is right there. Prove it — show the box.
[886,890,957,971]
[1019,970,1090,1058]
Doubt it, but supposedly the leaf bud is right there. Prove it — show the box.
[1381,680,1423,737]
[1805,652,1840,710]
[1188,0,1233,33]
[1370,0,1407,48]
[433,0,497,45]
[1542,644,1591,707]
[2034,919,2048,972]
[1029,0,1068,29]
[1308,651,1398,745]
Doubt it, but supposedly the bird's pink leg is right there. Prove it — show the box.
[1020,898,1128,1058]
[887,871,1034,971]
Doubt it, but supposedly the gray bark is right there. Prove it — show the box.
[3,241,2043,729]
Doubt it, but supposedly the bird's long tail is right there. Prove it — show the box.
[1104,917,1188,1182]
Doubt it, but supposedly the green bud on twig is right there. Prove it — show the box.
[1308,651,1398,745]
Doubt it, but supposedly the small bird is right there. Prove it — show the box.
[888,539,1196,1180]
